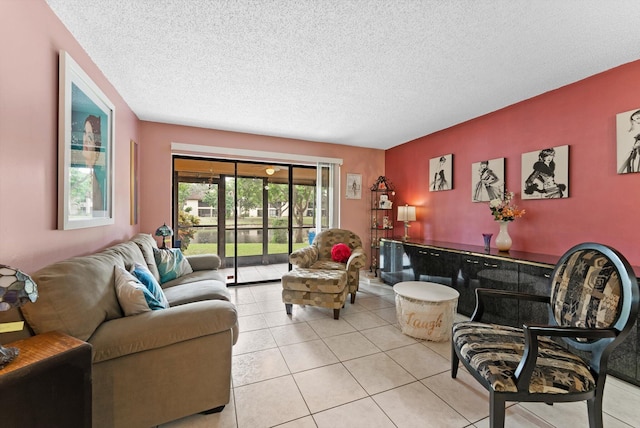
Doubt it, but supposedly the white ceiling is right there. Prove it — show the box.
[46,0,640,150]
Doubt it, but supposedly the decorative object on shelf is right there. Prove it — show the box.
[521,145,569,199]
[495,221,512,252]
[489,190,524,252]
[0,265,38,368]
[155,223,173,249]
[398,204,416,241]
[378,194,393,209]
[482,233,493,252]
[382,216,390,229]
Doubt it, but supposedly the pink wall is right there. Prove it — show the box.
[138,122,385,260]
[387,60,640,265]
[0,1,140,273]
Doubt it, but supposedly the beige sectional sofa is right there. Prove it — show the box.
[16,233,238,428]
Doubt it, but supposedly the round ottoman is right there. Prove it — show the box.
[393,281,460,341]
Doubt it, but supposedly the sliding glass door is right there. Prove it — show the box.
[173,157,323,285]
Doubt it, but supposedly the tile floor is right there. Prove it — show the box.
[162,279,640,428]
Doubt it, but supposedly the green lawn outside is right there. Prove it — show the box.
[184,242,309,256]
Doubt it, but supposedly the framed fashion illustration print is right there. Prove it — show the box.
[429,154,453,192]
[58,50,115,229]
[521,145,569,200]
[616,107,640,174]
[471,157,504,202]
[345,173,362,199]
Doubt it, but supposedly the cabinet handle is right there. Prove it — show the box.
[483,262,498,268]
[418,250,428,255]
[544,274,550,278]
[465,259,479,264]
[430,252,440,257]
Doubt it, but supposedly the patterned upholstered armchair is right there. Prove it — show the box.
[289,228,367,304]
[452,243,639,428]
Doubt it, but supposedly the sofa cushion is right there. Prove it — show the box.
[130,233,162,282]
[23,250,124,341]
[161,269,227,289]
[131,263,169,308]
[89,300,238,363]
[114,266,167,316]
[154,248,193,284]
[163,280,231,307]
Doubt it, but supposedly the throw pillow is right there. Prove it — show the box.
[331,243,351,263]
[114,266,167,316]
[130,263,169,309]
[153,248,193,284]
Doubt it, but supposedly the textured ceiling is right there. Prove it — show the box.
[45,0,640,150]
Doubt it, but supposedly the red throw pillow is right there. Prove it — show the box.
[331,243,351,263]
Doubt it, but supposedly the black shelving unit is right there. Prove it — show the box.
[369,176,395,276]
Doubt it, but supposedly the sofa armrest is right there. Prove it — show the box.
[346,248,367,271]
[89,300,237,363]
[186,254,221,271]
[289,246,318,268]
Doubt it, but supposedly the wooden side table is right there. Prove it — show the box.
[0,331,92,428]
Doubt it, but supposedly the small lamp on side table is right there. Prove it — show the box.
[397,205,416,241]
[0,265,38,368]
[155,223,173,249]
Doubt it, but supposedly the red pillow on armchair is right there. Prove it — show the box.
[331,243,351,263]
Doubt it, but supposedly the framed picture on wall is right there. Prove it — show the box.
[58,50,115,230]
[130,140,139,225]
[345,173,362,199]
[616,107,640,174]
[429,153,453,191]
[471,157,504,202]
[521,145,569,199]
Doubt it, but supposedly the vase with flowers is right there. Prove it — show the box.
[489,191,525,251]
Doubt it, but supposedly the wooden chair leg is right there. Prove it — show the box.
[333,309,340,319]
[285,303,292,315]
[350,292,356,304]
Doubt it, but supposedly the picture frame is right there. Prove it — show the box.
[429,153,453,191]
[471,157,505,202]
[616,107,640,174]
[521,145,569,199]
[130,140,139,225]
[58,50,115,230]
[345,173,362,199]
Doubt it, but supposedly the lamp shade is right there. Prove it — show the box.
[397,205,416,222]
[0,265,38,311]
[155,223,173,237]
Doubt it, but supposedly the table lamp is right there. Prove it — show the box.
[397,204,416,241]
[0,264,38,368]
[155,223,173,249]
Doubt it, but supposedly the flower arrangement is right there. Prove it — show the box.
[489,191,525,221]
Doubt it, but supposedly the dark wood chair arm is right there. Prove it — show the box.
[472,288,550,321]
[514,323,618,391]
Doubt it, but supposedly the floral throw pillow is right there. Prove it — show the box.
[153,248,193,284]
